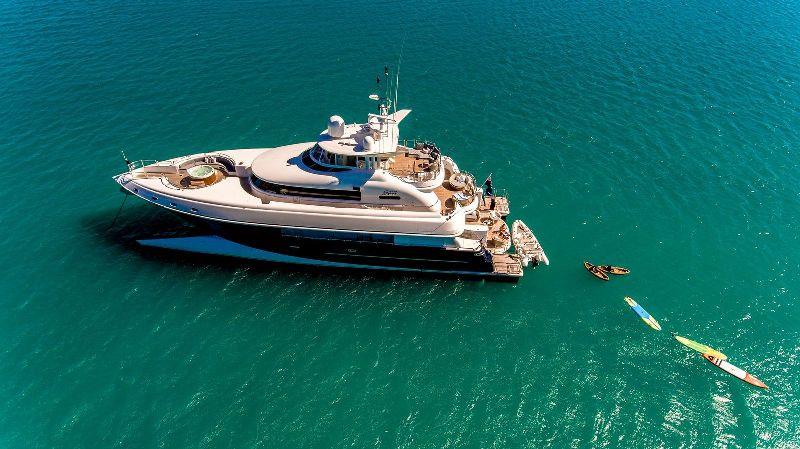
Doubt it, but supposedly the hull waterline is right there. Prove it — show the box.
[137,235,521,281]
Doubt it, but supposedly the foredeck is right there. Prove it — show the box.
[130,168,227,190]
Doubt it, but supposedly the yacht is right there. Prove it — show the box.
[113,81,548,280]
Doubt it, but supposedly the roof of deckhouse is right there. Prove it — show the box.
[251,142,371,189]
[317,109,411,156]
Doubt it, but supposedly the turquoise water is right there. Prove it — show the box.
[2,0,799,447]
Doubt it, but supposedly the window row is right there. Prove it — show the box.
[250,175,361,201]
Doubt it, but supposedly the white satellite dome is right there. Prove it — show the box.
[327,115,345,138]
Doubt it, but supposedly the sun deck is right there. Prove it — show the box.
[387,148,441,179]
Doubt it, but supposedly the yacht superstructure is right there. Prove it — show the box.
[113,82,548,280]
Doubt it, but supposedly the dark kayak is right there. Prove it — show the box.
[599,265,630,275]
[584,261,609,281]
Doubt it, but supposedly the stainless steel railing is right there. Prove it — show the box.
[125,159,157,173]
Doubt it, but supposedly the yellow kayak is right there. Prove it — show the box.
[673,334,727,360]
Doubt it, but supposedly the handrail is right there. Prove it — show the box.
[401,138,439,149]
[126,159,158,173]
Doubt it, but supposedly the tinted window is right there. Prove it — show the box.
[251,175,360,201]
[281,228,393,243]
[302,148,349,172]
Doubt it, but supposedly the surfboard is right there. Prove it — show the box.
[703,354,767,389]
[673,334,727,360]
[624,296,661,330]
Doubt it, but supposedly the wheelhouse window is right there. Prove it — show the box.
[304,145,392,170]
[250,174,361,201]
[302,146,349,172]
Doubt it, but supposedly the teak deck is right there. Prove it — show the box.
[387,151,437,177]
[491,254,522,276]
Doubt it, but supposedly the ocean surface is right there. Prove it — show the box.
[1,1,799,447]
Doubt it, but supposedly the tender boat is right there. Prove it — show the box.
[112,70,547,280]
[511,220,549,267]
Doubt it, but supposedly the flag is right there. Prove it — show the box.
[483,174,494,197]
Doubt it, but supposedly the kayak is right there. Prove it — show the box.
[673,334,727,360]
[703,354,768,389]
[624,296,661,330]
[599,265,630,275]
[584,261,609,281]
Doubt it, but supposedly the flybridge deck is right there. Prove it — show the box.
[388,148,441,183]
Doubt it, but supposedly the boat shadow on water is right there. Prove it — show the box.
[83,204,494,284]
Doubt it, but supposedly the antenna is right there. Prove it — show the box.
[384,65,390,109]
[394,34,406,115]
